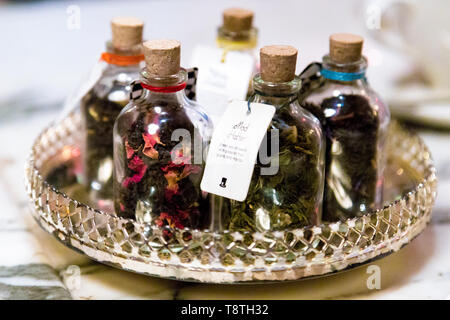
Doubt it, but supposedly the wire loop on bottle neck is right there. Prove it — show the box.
[320,68,366,81]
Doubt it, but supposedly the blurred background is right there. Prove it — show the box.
[0,0,450,300]
[0,0,448,127]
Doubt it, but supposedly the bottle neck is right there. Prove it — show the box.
[101,41,144,67]
[216,26,257,51]
[140,68,189,102]
[321,54,367,83]
[250,74,300,108]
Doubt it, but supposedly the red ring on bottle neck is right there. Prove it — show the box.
[141,82,187,93]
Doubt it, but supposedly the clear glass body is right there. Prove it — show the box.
[113,69,213,230]
[301,55,391,221]
[216,26,258,51]
[211,75,325,232]
[217,26,259,96]
[80,41,143,207]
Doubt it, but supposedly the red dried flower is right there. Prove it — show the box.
[161,162,184,173]
[128,155,145,172]
[125,141,135,159]
[164,170,180,201]
[142,132,165,159]
[161,162,201,200]
[122,155,148,188]
[176,209,190,220]
[155,212,185,229]
[180,164,201,178]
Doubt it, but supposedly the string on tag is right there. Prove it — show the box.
[247,92,256,114]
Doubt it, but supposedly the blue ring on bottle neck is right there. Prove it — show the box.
[321,68,366,81]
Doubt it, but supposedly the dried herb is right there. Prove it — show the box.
[302,94,381,221]
[81,89,127,198]
[220,102,322,232]
[114,100,209,231]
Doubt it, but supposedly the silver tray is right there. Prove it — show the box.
[25,111,437,283]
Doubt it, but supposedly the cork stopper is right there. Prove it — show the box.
[223,8,254,32]
[143,39,181,76]
[329,33,364,63]
[111,17,144,49]
[260,45,298,83]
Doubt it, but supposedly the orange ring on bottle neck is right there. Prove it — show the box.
[100,52,144,66]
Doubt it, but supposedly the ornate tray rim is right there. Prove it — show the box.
[25,112,437,283]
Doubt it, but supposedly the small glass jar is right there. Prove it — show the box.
[80,41,144,207]
[301,55,390,221]
[216,24,258,54]
[113,68,213,229]
[216,7,258,60]
[213,74,325,232]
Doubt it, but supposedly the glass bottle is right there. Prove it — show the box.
[213,45,325,232]
[113,40,213,230]
[80,17,145,209]
[192,8,258,124]
[300,34,390,221]
[216,7,258,61]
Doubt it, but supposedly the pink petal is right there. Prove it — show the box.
[125,141,135,159]
[143,147,159,159]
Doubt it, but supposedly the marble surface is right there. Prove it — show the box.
[0,109,449,300]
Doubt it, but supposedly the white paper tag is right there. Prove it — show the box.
[190,45,255,124]
[201,101,275,201]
